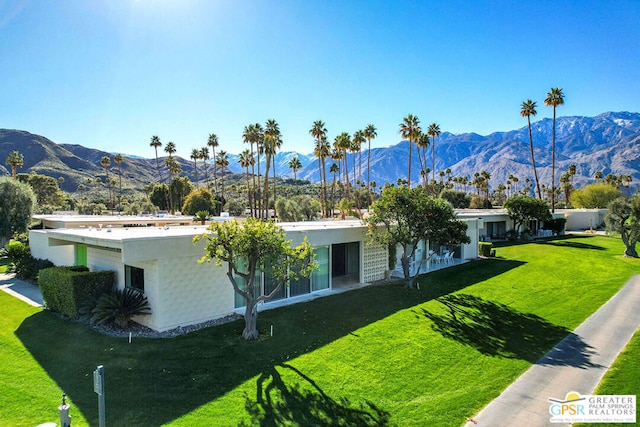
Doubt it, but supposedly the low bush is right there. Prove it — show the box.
[3,241,53,281]
[478,241,493,257]
[544,218,567,235]
[39,267,114,319]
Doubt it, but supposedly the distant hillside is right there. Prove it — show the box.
[1,111,639,194]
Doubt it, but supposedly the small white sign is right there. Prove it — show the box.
[93,368,103,396]
[549,391,636,423]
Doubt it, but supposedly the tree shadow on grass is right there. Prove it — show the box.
[14,259,524,426]
[240,363,391,426]
[419,294,600,367]
[538,240,606,251]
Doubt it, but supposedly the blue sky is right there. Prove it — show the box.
[1,0,639,159]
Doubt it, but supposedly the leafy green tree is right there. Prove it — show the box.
[275,195,321,222]
[149,184,169,211]
[544,87,565,213]
[364,186,470,289]
[5,150,24,180]
[521,99,542,199]
[196,218,316,340]
[503,195,551,234]
[605,195,640,257]
[0,177,36,247]
[170,176,193,214]
[440,189,471,208]
[570,183,622,208]
[17,172,65,211]
[181,188,216,216]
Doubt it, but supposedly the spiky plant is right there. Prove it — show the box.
[91,288,151,328]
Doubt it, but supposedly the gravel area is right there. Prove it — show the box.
[77,313,242,339]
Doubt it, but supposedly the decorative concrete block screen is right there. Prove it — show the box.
[362,244,387,283]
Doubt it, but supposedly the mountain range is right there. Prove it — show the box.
[1,111,638,194]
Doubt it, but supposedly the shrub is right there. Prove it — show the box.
[440,189,472,209]
[90,288,151,328]
[478,242,493,257]
[543,218,567,235]
[3,241,53,281]
[570,183,622,208]
[470,195,492,209]
[182,188,216,216]
[225,198,246,216]
[39,267,114,319]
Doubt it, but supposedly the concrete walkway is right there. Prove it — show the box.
[0,273,44,307]
[464,275,640,427]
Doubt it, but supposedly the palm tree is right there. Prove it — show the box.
[399,114,421,187]
[5,150,24,180]
[243,123,263,217]
[350,132,363,207]
[352,130,365,184]
[263,119,280,218]
[239,149,254,215]
[520,99,542,199]
[149,135,163,183]
[100,155,112,208]
[427,123,441,183]
[416,131,430,188]
[164,156,182,214]
[363,124,377,195]
[594,171,603,182]
[207,133,219,195]
[190,148,200,189]
[216,150,229,207]
[334,132,352,198]
[545,87,565,213]
[568,164,577,187]
[329,162,339,215]
[310,120,328,216]
[114,153,124,211]
[200,147,210,189]
[288,156,302,195]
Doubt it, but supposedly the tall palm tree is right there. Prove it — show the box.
[263,119,280,218]
[520,99,542,199]
[310,120,328,216]
[416,131,430,188]
[100,155,112,208]
[216,150,229,207]
[288,156,302,194]
[399,114,421,187]
[243,123,263,217]
[190,148,200,189]
[363,124,377,194]
[149,135,163,183]
[352,130,365,185]
[427,123,441,183]
[114,153,124,210]
[207,133,219,195]
[334,132,352,199]
[239,149,255,215]
[200,147,210,189]
[329,162,339,214]
[5,150,24,180]
[544,87,565,213]
[350,131,363,207]
[330,148,343,202]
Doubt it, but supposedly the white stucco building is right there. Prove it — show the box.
[29,215,481,332]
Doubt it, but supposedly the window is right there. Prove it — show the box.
[125,265,145,292]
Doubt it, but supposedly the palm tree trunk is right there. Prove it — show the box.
[408,140,413,188]
[551,107,556,213]
[263,156,271,219]
[528,116,542,199]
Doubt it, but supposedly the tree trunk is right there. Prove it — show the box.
[401,253,414,289]
[622,232,639,258]
[243,298,260,340]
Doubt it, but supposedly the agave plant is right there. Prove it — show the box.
[91,288,151,328]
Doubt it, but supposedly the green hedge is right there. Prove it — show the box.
[478,242,493,257]
[38,267,115,319]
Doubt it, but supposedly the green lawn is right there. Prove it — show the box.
[576,329,640,427]
[1,235,638,426]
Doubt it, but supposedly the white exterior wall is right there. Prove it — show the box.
[150,253,234,332]
[559,209,607,231]
[29,230,75,266]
